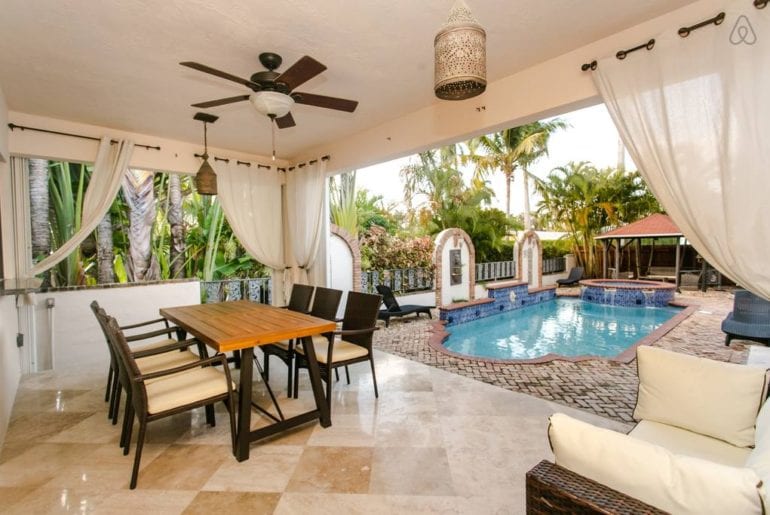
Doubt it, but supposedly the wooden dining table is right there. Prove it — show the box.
[160,300,336,461]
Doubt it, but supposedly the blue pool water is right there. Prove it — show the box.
[444,298,681,360]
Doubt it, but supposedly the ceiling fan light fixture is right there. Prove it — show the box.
[250,91,295,118]
[434,0,487,101]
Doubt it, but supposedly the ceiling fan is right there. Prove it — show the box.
[180,52,358,129]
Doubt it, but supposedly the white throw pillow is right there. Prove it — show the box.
[549,413,764,514]
[634,346,768,447]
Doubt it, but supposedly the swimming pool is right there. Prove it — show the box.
[443,297,683,361]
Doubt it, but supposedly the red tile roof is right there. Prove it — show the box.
[595,213,682,239]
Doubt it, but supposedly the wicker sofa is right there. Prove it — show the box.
[527,346,770,514]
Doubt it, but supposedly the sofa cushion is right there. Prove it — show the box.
[630,420,751,468]
[549,413,764,514]
[634,346,767,447]
[747,400,770,491]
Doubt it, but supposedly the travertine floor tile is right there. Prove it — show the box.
[183,491,281,514]
[285,447,373,494]
[136,444,230,490]
[370,447,455,496]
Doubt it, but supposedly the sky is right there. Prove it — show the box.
[354,103,631,216]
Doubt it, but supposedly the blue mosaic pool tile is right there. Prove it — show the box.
[440,284,556,326]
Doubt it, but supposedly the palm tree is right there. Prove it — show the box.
[465,120,567,220]
[329,170,358,236]
[29,158,50,261]
[167,173,185,278]
[121,169,159,281]
[96,213,115,283]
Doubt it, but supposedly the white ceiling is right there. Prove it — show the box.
[0,0,695,160]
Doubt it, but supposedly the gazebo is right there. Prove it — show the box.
[595,213,686,288]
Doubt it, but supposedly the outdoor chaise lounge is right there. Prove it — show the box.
[375,285,434,327]
[556,266,583,287]
[722,289,770,346]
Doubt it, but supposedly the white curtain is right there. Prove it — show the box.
[285,159,326,288]
[593,6,770,298]
[25,138,134,277]
[216,161,285,271]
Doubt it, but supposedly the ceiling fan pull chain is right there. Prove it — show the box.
[272,121,276,161]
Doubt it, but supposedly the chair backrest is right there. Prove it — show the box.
[287,283,314,313]
[341,291,382,348]
[309,287,343,321]
[91,300,118,363]
[569,267,584,281]
[734,290,770,323]
[375,285,401,312]
[103,315,148,413]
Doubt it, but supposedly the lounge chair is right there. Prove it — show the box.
[722,289,770,346]
[556,266,584,287]
[375,285,433,327]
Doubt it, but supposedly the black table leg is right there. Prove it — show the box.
[300,335,332,427]
[236,347,254,462]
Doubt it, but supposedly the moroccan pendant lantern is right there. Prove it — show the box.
[434,0,487,101]
[194,112,218,195]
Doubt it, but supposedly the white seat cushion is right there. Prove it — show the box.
[549,413,764,514]
[132,338,177,352]
[634,346,768,447]
[295,337,369,364]
[746,400,770,492]
[630,420,751,468]
[146,367,232,414]
[136,349,199,375]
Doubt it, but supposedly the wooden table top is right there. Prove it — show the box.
[160,300,337,353]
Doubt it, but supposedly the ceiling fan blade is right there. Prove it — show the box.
[274,112,296,129]
[191,95,250,108]
[275,56,327,91]
[292,92,358,113]
[179,61,260,89]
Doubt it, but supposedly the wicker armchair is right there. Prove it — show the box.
[722,289,770,346]
[526,460,664,514]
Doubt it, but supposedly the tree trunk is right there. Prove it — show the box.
[522,166,532,230]
[29,159,50,259]
[167,173,185,278]
[121,169,158,281]
[96,213,114,283]
[505,173,512,216]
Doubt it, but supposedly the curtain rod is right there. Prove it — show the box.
[280,155,331,173]
[192,153,273,169]
[578,5,760,72]
[7,123,161,151]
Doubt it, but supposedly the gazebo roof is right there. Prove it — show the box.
[595,213,682,240]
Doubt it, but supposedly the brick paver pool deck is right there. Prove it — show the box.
[373,288,748,423]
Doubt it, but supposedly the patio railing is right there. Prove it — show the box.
[361,267,434,295]
[475,260,516,282]
[542,256,567,275]
[200,277,272,304]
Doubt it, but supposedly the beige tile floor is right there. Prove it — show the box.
[0,349,629,514]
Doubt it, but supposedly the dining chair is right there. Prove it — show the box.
[90,301,193,423]
[103,315,236,489]
[261,283,315,395]
[293,291,381,409]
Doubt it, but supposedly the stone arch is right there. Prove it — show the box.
[516,230,543,288]
[433,228,476,307]
[329,224,361,292]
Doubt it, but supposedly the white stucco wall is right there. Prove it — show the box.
[31,281,200,371]
[328,233,354,319]
[0,296,21,447]
[440,241,471,305]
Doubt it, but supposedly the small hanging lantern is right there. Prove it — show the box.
[193,112,219,195]
[434,0,486,101]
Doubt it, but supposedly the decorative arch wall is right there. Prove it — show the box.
[516,230,543,288]
[329,224,361,293]
[433,228,476,307]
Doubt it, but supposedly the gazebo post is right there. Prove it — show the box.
[603,243,608,279]
[675,238,681,290]
[634,238,642,279]
[614,238,621,279]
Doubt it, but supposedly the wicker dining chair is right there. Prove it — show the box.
[92,305,203,448]
[103,315,236,489]
[90,301,192,423]
[266,286,342,397]
[261,283,315,395]
[293,291,382,410]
